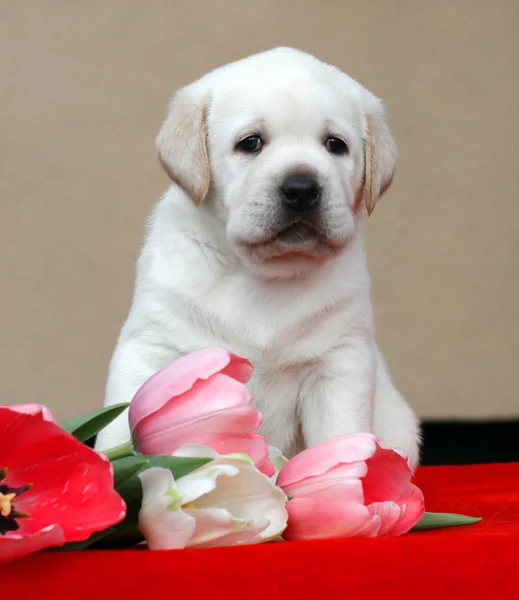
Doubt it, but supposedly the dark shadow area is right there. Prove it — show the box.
[420,420,519,466]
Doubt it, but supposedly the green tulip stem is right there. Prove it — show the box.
[103,441,135,461]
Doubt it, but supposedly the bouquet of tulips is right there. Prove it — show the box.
[0,349,480,562]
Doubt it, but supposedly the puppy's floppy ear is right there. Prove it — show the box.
[156,82,210,205]
[361,92,398,215]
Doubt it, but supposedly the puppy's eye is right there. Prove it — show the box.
[325,137,349,155]
[237,135,263,154]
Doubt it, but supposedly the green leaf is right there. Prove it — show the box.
[146,455,212,479]
[114,455,212,504]
[412,511,482,532]
[60,403,130,442]
[47,528,116,551]
[111,455,214,533]
[88,521,145,550]
[112,457,150,488]
[111,455,211,489]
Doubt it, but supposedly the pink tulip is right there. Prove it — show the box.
[277,434,424,540]
[129,349,274,477]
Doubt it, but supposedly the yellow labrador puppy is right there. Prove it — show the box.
[96,47,421,468]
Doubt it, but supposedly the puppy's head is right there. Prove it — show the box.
[156,47,397,278]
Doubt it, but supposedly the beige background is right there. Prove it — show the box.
[1,1,518,421]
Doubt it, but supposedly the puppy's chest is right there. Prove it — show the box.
[194,289,293,359]
[189,276,347,367]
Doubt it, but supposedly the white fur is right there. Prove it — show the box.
[95,48,421,468]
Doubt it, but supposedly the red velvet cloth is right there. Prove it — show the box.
[3,463,519,599]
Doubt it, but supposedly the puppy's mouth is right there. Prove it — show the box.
[244,221,339,262]
[247,221,321,250]
[275,222,319,245]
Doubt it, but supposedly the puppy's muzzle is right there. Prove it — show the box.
[280,174,322,214]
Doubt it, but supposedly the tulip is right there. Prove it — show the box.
[0,406,126,562]
[268,445,288,483]
[6,403,57,423]
[277,434,424,540]
[138,444,288,549]
[129,348,274,476]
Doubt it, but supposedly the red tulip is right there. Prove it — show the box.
[277,434,424,540]
[0,406,126,562]
[6,403,57,423]
[129,349,274,476]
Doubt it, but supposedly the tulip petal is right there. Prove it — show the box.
[17,461,126,541]
[220,354,254,384]
[283,480,387,540]
[175,464,240,504]
[192,458,288,541]
[367,501,404,536]
[268,445,288,483]
[281,460,368,497]
[387,483,425,536]
[1,410,109,478]
[139,466,179,502]
[363,446,414,504]
[129,349,253,428]
[183,507,268,548]
[173,444,220,459]
[348,514,382,537]
[207,433,274,477]
[174,442,274,478]
[137,373,256,436]
[137,408,273,476]
[284,493,376,541]
[0,524,66,563]
[134,400,262,455]
[294,477,365,510]
[4,404,57,423]
[0,409,126,543]
[277,434,378,488]
[138,467,196,550]
[140,504,195,550]
[195,528,266,547]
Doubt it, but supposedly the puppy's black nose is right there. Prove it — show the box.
[281,175,321,212]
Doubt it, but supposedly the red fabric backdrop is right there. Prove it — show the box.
[3,462,519,599]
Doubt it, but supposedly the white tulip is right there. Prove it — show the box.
[138,444,288,549]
